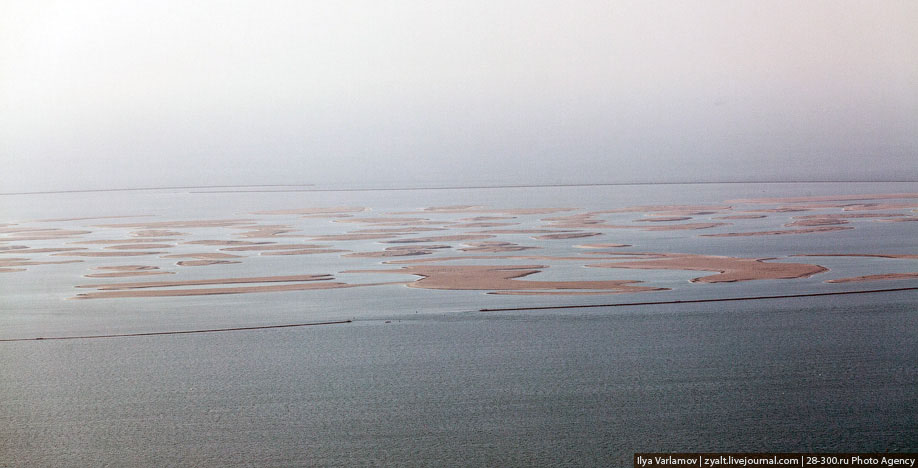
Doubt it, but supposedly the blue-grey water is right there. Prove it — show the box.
[1,182,916,466]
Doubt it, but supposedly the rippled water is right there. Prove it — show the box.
[1,182,916,466]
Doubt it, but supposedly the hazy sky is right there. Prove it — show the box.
[1,0,916,191]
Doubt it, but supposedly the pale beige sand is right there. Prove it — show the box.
[33,215,152,222]
[162,253,244,259]
[383,254,662,265]
[575,243,632,249]
[740,207,813,213]
[792,253,918,260]
[459,216,517,221]
[352,227,446,234]
[715,215,766,219]
[132,229,185,237]
[105,244,175,250]
[73,282,364,299]
[634,216,693,222]
[0,258,82,269]
[95,219,255,228]
[589,253,827,283]
[299,214,355,218]
[233,225,302,238]
[220,244,331,252]
[0,267,26,273]
[450,222,519,228]
[345,247,439,258]
[794,213,903,219]
[0,247,88,254]
[334,217,436,225]
[78,274,335,290]
[416,206,574,215]
[542,214,727,231]
[95,265,162,270]
[841,203,918,211]
[346,264,664,294]
[177,260,243,266]
[826,273,918,283]
[183,240,273,246]
[1,230,92,241]
[533,232,601,240]
[726,193,918,204]
[459,241,539,253]
[480,229,579,234]
[85,271,174,278]
[876,217,918,223]
[73,238,174,244]
[310,233,402,241]
[384,234,495,244]
[251,207,366,215]
[591,204,731,214]
[701,226,854,237]
[86,266,174,278]
[784,219,849,227]
[260,249,349,256]
[53,251,166,257]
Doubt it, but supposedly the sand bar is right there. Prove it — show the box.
[177,260,242,266]
[260,249,349,256]
[345,247,439,258]
[95,219,255,228]
[726,193,918,204]
[416,206,574,215]
[73,282,364,299]
[533,232,601,240]
[635,216,692,222]
[77,274,336,290]
[589,253,827,283]
[384,234,494,244]
[252,207,366,215]
[575,243,632,249]
[220,244,331,252]
[459,241,539,253]
[310,233,402,241]
[792,253,918,260]
[132,229,185,237]
[74,238,175,244]
[0,247,87,254]
[105,244,175,250]
[86,265,174,278]
[53,251,165,257]
[715,215,766,219]
[701,226,853,237]
[826,273,918,283]
[346,264,664,294]
[183,240,273,246]
[162,253,244,259]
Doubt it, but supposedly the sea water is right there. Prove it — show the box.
[1,182,916,466]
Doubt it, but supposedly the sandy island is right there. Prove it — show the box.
[459,241,538,253]
[533,232,601,240]
[701,226,853,237]
[85,265,174,278]
[587,253,828,283]
[345,264,665,295]
[826,273,918,283]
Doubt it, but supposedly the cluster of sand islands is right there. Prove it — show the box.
[1,193,915,299]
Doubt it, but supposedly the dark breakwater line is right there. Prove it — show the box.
[0,320,352,342]
[479,287,918,312]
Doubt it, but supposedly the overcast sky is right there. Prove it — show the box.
[1,0,916,192]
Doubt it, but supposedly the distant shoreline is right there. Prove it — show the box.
[4,179,917,197]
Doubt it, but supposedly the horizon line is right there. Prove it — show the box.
[3,179,918,196]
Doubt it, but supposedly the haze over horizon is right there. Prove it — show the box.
[2,0,916,192]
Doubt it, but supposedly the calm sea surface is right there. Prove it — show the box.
[1,182,916,466]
